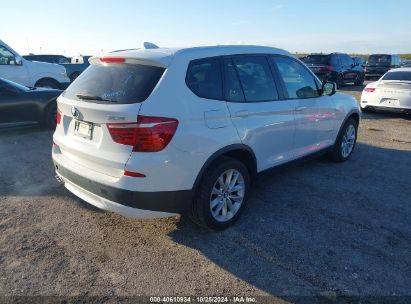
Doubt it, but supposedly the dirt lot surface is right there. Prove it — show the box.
[1,81,411,303]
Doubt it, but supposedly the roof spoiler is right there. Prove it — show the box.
[143,42,159,49]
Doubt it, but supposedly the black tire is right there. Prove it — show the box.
[35,79,60,89]
[336,74,344,89]
[42,102,57,129]
[354,74,364,86]
[190,157,251,230]
[360,106,372,113]
[330,118,358,162]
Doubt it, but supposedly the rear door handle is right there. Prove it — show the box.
[295,106,307,112]
[234,110,251,117]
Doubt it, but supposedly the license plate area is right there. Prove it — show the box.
[74,120,93,139]
[381,99,399,106]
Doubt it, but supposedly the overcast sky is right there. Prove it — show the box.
[2,0,411,56]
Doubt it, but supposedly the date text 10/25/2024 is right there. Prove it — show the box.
[149,296,257,303]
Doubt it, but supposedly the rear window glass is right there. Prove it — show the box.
[186,58,223,100]
[64,63,165,104]
[302,55,330,65]
[368,55,391,65]
[382,71,411,81]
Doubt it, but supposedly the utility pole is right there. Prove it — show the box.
[26,37,30,54]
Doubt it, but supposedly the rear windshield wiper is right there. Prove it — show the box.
[75,94,118,103]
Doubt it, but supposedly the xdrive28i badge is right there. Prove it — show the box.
[71,107,79,118]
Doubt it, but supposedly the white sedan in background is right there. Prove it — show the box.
[361,68,411,114]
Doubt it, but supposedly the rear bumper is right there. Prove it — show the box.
[361,104,411,113]
[53,160,193,217]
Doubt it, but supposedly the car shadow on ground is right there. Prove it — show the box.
[169,143,411,300]
[0,126,103,213]
[2,126,411,300]
[361,111,411,121]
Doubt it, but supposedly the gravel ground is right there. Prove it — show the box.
[1,82,411,303]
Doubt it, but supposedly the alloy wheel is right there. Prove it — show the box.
[341,124,356,158]
[210,169,245,222]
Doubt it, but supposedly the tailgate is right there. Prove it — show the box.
[54,95,141,178]
[52,58,165,179]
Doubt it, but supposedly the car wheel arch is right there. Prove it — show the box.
[335,111,360,142]
[35,77,60,89]
[42,99,58,129]
[192,144,257,193]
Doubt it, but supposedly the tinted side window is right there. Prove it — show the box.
[330,55,340,66]
[345,55,353,66]
[223,58,245,102]
[272,56,320,99]
[58,57,70,64]
[0,45,16,65]
[232,56,278,102]
[186,58,223,100]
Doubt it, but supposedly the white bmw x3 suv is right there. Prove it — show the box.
[53,45,360,230]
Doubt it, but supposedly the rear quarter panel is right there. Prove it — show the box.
[133,54,242,190]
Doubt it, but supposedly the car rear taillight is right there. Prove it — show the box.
[124,170,146,178]
[100,57,126,63]
[56,109,62,125]
[364,88,376,93]
[107,115,179,152]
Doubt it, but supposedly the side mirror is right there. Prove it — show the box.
[322,81,336,96]
[14,55,23,65]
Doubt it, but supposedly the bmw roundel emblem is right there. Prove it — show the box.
[71,107,79,118]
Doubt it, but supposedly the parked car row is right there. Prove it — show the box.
[301,53,365,88]
[300,53,406,88]
[23,54,92,81]
[0,39,70,89]
[0,39,91,91]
